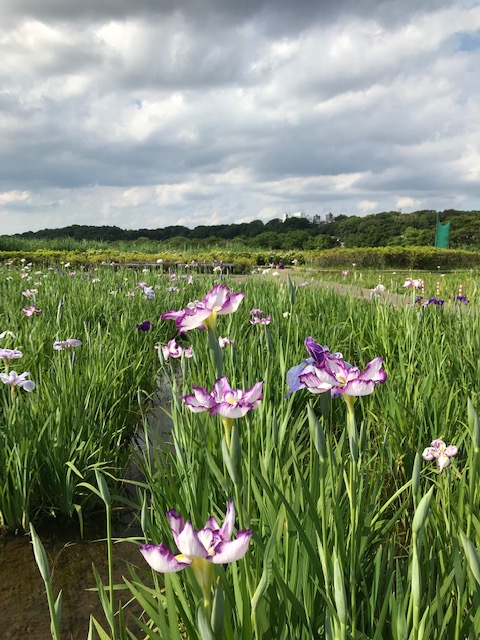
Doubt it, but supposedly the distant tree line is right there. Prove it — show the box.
[6,209,480,250]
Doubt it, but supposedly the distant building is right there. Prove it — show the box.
[283,211,308,222]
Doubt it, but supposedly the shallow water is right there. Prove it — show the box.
[0,528,142,639]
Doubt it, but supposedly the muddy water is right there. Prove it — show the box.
[0,529,143,639]
[0,375,174,639]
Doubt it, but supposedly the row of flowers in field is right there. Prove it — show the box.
[138,283,458,617]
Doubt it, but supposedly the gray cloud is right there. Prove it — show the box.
[0,0,479,234]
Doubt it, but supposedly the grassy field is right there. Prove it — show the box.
[2,259,480,638]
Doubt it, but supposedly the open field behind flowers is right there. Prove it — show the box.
[2,260,480,639]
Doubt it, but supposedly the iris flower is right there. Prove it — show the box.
[453,295,469,304]
[422,439,458,472]
[139,501,252,575]
[162,285,244,334]
[136,320,151,331]
[286,337,343,396]
[22,305,42,317]
[0,348,23,361]
[53,339,82,350]
[160,338,193,361]
[403,278,423,289]
[218,336,234,349]
[183,376,263,419]
[422,297,444,307]
[299,356,387,397]
[0,371,35,391]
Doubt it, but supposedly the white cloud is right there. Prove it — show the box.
[1,1,480,235]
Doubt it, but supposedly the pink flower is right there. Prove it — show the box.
[183,376,263,419]
[160,338,194,361]
[162,285,244,334]
[422,439,458,472]
[218,336,235,349]
[22,305,42,317]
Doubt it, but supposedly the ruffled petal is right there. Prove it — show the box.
[211,530,252,564]
[242,381,264,404]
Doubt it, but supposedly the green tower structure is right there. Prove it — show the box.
[434,215,450,249]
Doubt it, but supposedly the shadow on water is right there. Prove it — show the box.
[0,373,174,639]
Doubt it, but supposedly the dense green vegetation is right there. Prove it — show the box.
[7,261,479,638]
[3,209,480,251]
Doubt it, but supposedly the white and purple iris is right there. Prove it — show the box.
[286,337,344,396]
[183,376,263,419]
[53,339,82,350]
[422,297,444,307]
[22,305,42,317]
[422,439,458,473]
[162,285,244,334]
[139,501,252,574]
[160,338,194,361]
[0,371,35,391]
[0,348,23,362]
[403,278,423,290]
[287,337,386,398]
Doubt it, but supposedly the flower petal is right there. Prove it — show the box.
[218,291,245,315]
[242,381,264,405]
[212,377,232,402]
[167,509,184,536]
[175,521,208,559]
[219,500,235,540]
[445,445,458,457]
[211,530,252,564]
[203,285,229,311]
[286,359,314,396]
[342,379,376,396]
[139,543,191,573]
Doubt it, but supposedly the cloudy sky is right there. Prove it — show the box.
[1,0,479,235]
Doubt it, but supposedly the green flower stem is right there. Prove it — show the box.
[191,558,214,616]
[344,394,358,638]
[222,417,234,452]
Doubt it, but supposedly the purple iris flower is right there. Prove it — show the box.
[139,501,252,574]
[136,320,151,331]
[286,337,343,396]
[183,376,263,419]
[422,439,458,472]
[421,297,444,307]
[299,355,387,398]
[453,295,469,304]
[162,285,244,334]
